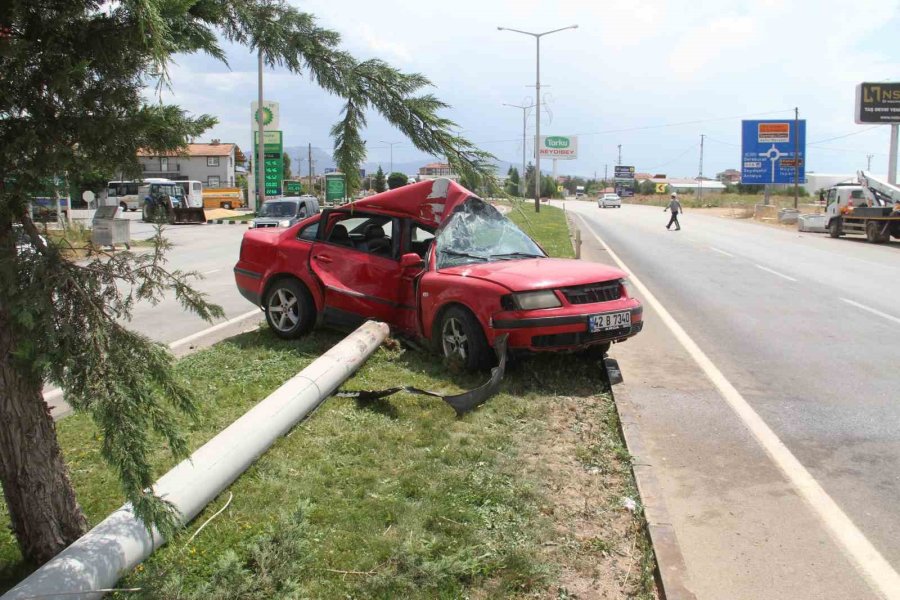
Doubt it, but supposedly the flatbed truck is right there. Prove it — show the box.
[825,171,900,243]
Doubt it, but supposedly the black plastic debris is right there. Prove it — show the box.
[335,335,509,416]
[603,356,624,386]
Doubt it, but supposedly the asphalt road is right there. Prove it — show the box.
[119,215,256,343]
[559,200,900,599]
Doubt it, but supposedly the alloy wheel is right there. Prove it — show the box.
[442,317,468,361]
[267,288,300,332]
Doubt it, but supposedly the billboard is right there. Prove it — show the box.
[284,180,302,196]
[614,165,635,179]
[250,101,280,130]
[325,173,346,202]
[537,135,578,160]
[741,120,806,185]
[855,82,900,124]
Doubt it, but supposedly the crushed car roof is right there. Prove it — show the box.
[346,178,475,227]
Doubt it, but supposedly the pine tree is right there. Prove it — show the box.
[0,0,494,565]
[374,166,387,193]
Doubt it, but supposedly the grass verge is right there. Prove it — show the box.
[1,203,657,598]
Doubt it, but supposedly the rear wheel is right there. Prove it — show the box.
[265,278,315,339]
[829,218,842,238]
[438,306,491,371]
[142,203,153,222]
[222,201,233,210]
[866,221,889,244]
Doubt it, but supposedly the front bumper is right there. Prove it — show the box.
[490,303,643,351]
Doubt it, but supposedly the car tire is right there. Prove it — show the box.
[437,306,491,371]
[222,202,232,210]
[265,278,315,339]
[829,218,841,238]
[142,203,152,222]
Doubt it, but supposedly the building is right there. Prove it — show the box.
[137,140,237,188]
[418,162,457,180]
[716,169,741,184]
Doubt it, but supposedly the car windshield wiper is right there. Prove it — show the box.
[440,249,489,261]
[490,252,545,260]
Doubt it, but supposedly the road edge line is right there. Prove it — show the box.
[577,213,900,600]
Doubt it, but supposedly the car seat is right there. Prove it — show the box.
[362,223,391,256]
[329,223,352,247]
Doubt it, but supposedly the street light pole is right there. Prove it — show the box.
[379,141,400,174]
[498,24,578,212]
[503,102,534,197]
[256,48,265,211]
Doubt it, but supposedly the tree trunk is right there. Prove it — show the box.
[0,304,88,565]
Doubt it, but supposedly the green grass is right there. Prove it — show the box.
[505,200,576,259]
[625,192,812,209]
[0,206,657,598]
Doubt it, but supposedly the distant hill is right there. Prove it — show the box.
[284,146,517,179]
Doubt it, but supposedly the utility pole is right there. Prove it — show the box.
[617,144,622,166]
[379,141,401,174]
[604,163,608,182]
[498,24,578,212]
[867,154,874,171]
[308,143,313,195]
[698,134,705,201]
[256,49,265,212]
[503,102,534,197]
[793,107,799,209]
[890,124,899,185]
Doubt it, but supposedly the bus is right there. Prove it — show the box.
[106,181,141,211]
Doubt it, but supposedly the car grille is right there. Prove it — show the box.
[255,223,279,228]
[561,281,621,305]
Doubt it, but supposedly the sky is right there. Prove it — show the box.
[155,0,900,179]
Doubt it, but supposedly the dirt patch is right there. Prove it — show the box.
[525,393,658,599]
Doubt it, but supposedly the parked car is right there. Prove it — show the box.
[234,179,643,370]
[251,196,320,229]
[598,193,621,208]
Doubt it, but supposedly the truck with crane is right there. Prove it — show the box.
[824,171,900,243]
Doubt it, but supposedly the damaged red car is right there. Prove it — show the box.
[234,179,643,370]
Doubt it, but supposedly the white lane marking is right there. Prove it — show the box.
[755,264,797,282]
[841,298,900,326]
[576,214,900,599]
[709,246,735,258]
[201,269,221,275]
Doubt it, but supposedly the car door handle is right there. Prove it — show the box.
[314,255,332,263]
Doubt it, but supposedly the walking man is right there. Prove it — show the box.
[664,192,682,230]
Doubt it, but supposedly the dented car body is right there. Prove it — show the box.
[234,178,643,369]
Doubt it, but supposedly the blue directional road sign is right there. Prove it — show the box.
[741,120,806,184]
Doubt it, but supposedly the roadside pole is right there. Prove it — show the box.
[256,49,265,213]
[889,123,898,185]
[793,107,800,209]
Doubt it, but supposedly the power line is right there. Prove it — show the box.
[645,142,699,172]
[808,126,881,145]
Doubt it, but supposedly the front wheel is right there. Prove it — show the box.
[438,306,491,371]
[265,278,315,339]
[829,218,842,238]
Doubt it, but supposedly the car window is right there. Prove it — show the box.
[297,221,319,241]
[409,223,436,258]
[324,213,396,258]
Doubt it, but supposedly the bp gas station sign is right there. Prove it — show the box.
[538,135,578,160]
[254,130,284,196]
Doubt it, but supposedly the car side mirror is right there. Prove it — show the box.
[400,252,424,269]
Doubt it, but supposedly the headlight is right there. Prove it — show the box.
[620,278,634,296]
[511,290,561,310]
[250,219,258,228]
[279,219,291,227]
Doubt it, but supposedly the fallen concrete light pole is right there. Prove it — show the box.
[3,320,390,600]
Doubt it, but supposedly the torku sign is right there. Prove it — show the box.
[537,135,578,160]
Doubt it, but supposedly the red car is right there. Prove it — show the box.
[234,179,643,370]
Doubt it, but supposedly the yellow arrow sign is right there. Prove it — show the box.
[655,183,667,194]
[557,185,564,193]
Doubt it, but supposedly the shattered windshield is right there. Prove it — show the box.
[259,201,298,218]
[435,198,546,268]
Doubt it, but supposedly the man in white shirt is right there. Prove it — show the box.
[664,192,683,230]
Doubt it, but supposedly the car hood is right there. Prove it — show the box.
[439,258,625,292]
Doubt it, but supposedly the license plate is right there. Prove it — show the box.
[588,311,631,333]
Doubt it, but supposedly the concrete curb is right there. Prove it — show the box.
[206,219,252,225]
[44,310,264,420]
[610,381,697,600]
